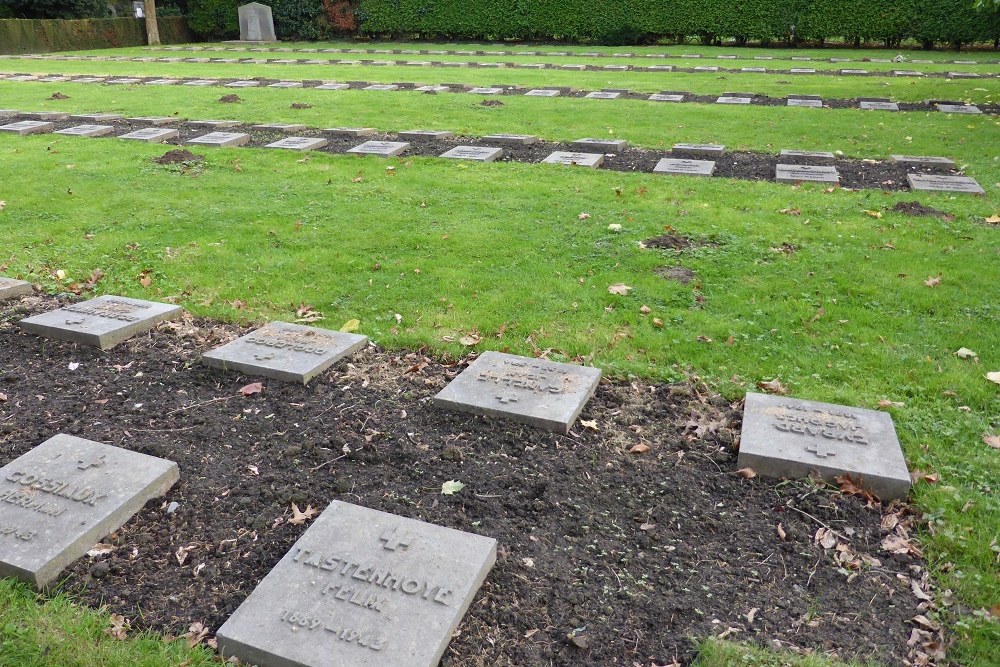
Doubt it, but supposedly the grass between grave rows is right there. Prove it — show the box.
[4,54,998,103]
[2,81,1000,176]
[1,125,998,664]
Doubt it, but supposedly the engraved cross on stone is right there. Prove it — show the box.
[805,443,837,459]
[65,318,85,325]
[379,527,413,551]
[254,353,276,361]
[496,395,519,404]
[77,454,106,470]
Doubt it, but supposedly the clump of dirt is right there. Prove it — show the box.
[654,265,695,284]
[48,92,69,100]
[772,242,797,255]
[290,102,313,109]
[154,149,204,165]
[480,99,504,107]
[219,94,241,103]
[892,201,955,221]
[643,233,695,250]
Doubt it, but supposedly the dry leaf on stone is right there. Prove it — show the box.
[608,283,632,295]
[288,502,318,526]
[106,614,129,640]
[983,434,1000,449]
[756,379,788,395]
[239,382,263,396]
[924,274,942,287]
[441,479,465,495]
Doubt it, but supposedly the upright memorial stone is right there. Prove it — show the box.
[238,3,277,43]
[433,351,601,433]
[0,433,179,588]
[737,392,910,500]
[19,295,182,349]
[0,277,32,300]
[202,322,367,384]
[216,501,496,667]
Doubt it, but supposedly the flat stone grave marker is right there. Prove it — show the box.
[119,128,179,142]
[0,110,17,118]
[414,85,449,93]
[70,113,122,122]
[202,321,366,384]
[363,84,398,91]
[398,130,454,140]
[936,104,981,114]
[239,2,277,42]
[6,75,38,81]
[737,392,910,500]
[187,120,241,129]
[681,54,701,58]
[585,91,620,99]
[649,94,684,102]
[741,67,766,73]
[0,121,54,135]
[893,70,925,76]
[754,55,774,60]
[55,125,115,138]
[542,151,604,168]
[890,155,955,168]
[269,81,303,88]
[860,101,899,111]
[789,68,816,74]
[525,89,560,97]
[19,295,183,349]
[0,433,179,588]
[841,69,868,75]
[779,149,835,164]
[439,146,503,162]
[572,138,628,152]
[716,96,751,104]
[265,136,329,151]
[601,65,628,70]
[37,76,69,82]
[775,164,840,184]
[692,66,719,72]
[217,501,496,667]
[128,116,175,125]
[253,123,306,131]
[70,77,106,84]
[347,141,409,157]
[106,78,142,85]
[653,158,715,177]
[482,133,537,145]
[434,351,602,433]
[185,57,211,63]
[948,72,980,79]
[325,127,375,137]
[560,64,586,70]
[829,57,851,62]
[787,98,823,107]
[23,112,67,121]
[187,132,250,147]
[673,143,725,157]
[226,80,261,87]
[0,277,32,300]
[316,83,350,90]
[647,65,674,71]
[145,79,180,85]
[184,80,219,87]
[907,174,985,195]
[467,87,503,95]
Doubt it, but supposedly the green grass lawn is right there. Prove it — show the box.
[0,40,998,667]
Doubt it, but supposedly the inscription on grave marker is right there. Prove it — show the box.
[19,295,182,349]
[0,277,32,300]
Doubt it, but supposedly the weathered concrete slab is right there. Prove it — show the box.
[187,132,251,147]
[779,150,836,164]
[482,133,537,145]
[648,94,684,102]
[433,351,601,433]
[265,137,329,151]
[907,174,985,194]
[571,138,628,153]
[0,433,179,588]
[860,101,899,111]
[716,96,751,104]
[936,104,981,114]
[325,127,375,137]
[347,141,409,157]
[70,114,122,122]
[672,143,725,157]
[439,146,503,162]
[737,392,910,500]
[253,123,306,131]
[226,80,262,87]
[775,164,840,184]
[398,130,454,140]
[119,128,179,143]
[787,98,823,108]
[363,84,398,91]
[0,277,32,300]
[127,116,175,125]
[653,158,715,177]
[202,321,367,384]
[187,120,241,129]
[19,295,183,349]
[890,155,955,168]
[525,89,560,97]
[467,87,503,95]
[217,501,496,667]
[315,83,350,90]
[541,151,604,168]
[584,91,621,99]
[268,81,303,88]
[0,121,54,135]
[55,125,115,137]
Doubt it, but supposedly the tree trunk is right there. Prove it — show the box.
[144,0,160,46]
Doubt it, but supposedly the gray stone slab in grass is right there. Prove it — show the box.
[265,136,329,151]
[907,174,985,195]
[775,164,840,184]
[187,120,241,129]
[70,77,107,84]
[363,84,399,91]
[316,83,350,90]
[890,155,955,168]
[439,146,503,162]
[716,96,752,104]
[184,79,220,87]
[893,70,925,77]
[936,104,981,114]
[525,89,561,97]
[560,64,586,70]
[0,277,32,300]
[947,72,980,79]
[5,75,38,81]
[19,295,183,349]
[36,76,70,82]
[106,78,142,85]
[226,80,261,87]
[585,91,621,99]
[253,123,306,131]
[789,68,816,74]
[145,79,180,85]
[741,67,767,73]
[325,127,375,137]
[0,110,17,117]
[779,150,836,164]
[787,98,823,108]
[482,133,537,145]
[22,112,68,121]
[860,101,899,111]
[653,158,715,177]
[542,151,605,168]
[268,81,304,88]
[737,392,910,500]
[433,351,602,433]
[0,121,54,135]
[571,138,628,152]
[414,85,450,93]
[840,69,868,75]
[217,500,496,667]
[672,143,725,157]
[398,130,454,140]
[647,65,674,71]
[0,433,178,589]
[347,141,409,157]
[70,113,122,122]
[467,87,503,95]
[55,125,115,137]
[127,116,176,125]
[692,66,719,72]
[648,94,684,102]
[187,132,251,147]
[119,128,179,143]
[202,321,367,384]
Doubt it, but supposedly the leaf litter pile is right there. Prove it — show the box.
[0,295,941,666]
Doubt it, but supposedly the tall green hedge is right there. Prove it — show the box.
[0,16,193,54]
[352,0,1000,47]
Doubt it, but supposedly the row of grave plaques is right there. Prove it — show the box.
[0,117,986,193]
[0,285,911,666]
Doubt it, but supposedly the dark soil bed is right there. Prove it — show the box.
[0,295,928,666]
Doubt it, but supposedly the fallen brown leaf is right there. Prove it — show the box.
[924,274,942,287]
[607,283,632,295]
[459,332,481,346]
[288,502,319,526]
[984,214,1000,225]
[736,467,756,479]
[878,399,904,409]
[578,212,591,220]
[629,443,650,454]
[835,474,878,502]
[776,523,787,541]
[983,434,1000,449]
[987,371,1000,385]
[756,379,788,395]
[106,613,129,640]
[183,621,210,647]
[239,382,263,396]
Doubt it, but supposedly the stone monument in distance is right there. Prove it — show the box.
[236,3,277,43]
